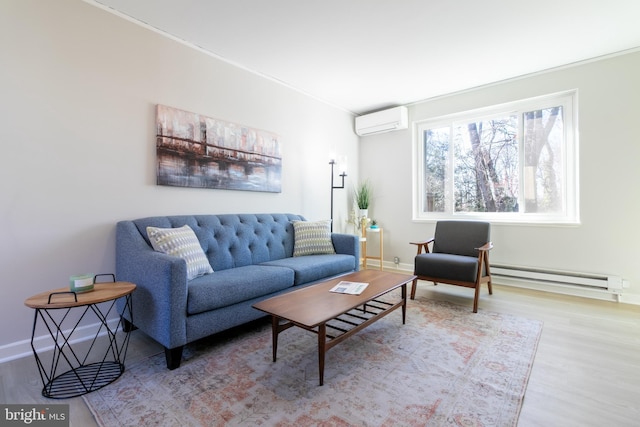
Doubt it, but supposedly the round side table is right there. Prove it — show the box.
[24,281,136,399]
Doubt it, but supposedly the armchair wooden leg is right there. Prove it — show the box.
[487,279,493,295]
[473,284,480,313]
[410,278,418,300]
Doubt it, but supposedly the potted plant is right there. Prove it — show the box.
[354,180,372,219]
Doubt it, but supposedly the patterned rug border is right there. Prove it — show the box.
[84,298,543,427]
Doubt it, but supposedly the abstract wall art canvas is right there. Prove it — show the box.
[156,105,282,193]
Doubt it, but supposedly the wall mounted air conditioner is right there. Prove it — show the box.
[355,106,408,136]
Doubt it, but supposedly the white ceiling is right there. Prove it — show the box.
[93,0,640,115]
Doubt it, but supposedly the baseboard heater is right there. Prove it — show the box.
[491,264,623,295]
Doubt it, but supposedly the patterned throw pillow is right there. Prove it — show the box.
[146,225,214,280]
[292,220,336,257]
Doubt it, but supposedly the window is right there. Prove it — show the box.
[413,91,578,224]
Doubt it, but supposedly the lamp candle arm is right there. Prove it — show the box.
[329,159,347,232]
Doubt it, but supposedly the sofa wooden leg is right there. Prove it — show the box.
[121,317,136,332]
[165,346,183,370]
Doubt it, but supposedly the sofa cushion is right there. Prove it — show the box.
[261,254,355,285]
[186,265,294,315]
[291,220,335,257]
[147,225,214,280]
[414,253,480,283]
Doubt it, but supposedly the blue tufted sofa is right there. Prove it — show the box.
[116,213,359,369]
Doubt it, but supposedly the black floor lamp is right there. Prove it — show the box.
[329,159,347,232]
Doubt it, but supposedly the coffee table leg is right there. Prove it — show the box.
[318,323,326,386]
[402,283,407,324]
[271,315,279,362]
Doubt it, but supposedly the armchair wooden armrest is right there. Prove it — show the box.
[475,242,494,252]
[410,238,435,255]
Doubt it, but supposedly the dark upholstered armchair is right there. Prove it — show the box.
[410,221,493,313]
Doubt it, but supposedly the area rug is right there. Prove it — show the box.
[83,297,542,426]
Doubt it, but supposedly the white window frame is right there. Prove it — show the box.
[412,90,579,225]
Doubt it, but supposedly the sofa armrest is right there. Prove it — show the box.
[331,233,360,271]
[115,221,189,349]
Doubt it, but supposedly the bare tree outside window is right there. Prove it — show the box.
[416,92,577,224]
[423,127,449,212]
[454,116,518,213]
[523,107,563,213]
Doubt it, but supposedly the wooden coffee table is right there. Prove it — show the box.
[253,270,416,385]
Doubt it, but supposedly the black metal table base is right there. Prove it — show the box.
[30,294,133,399]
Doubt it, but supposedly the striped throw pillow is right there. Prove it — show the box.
[147,225,213,280]
[292,220,336,257]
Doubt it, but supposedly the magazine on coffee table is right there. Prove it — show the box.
[329,281,369,295]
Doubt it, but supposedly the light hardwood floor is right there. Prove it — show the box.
[3,280,640,426]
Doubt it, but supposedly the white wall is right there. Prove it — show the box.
[360,51,640,303]
[0,0,358,357]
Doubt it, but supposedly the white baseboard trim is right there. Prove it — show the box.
[365,260,414,272]
[493,277,621,303]
[0,318,121,364]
